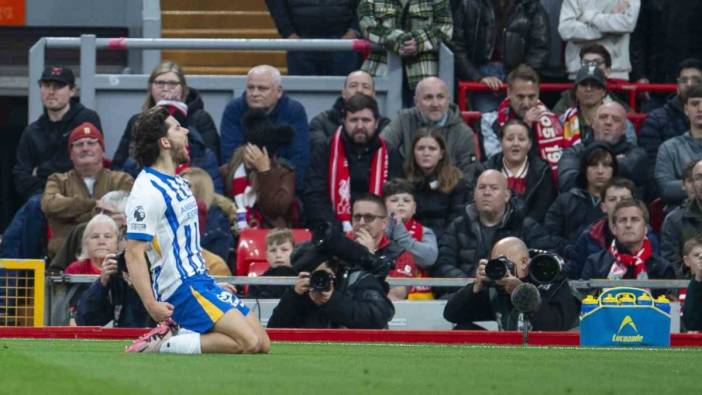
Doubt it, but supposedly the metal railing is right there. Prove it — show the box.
[28,35,455,126]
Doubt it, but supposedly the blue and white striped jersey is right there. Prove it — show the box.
[125,167,207,300]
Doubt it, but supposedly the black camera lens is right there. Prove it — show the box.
[529,253,563,284]
[309,270,333,292]
[485,256,512,281]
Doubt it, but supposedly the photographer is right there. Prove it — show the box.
[443,237,579,331]
[75,252,153,328]
[267,195,396,329]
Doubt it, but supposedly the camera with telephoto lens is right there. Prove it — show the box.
[528,250,564,284]
[484,256,514,282]
[309,270,333,292]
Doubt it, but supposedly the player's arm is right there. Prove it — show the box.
[125,239,173,322]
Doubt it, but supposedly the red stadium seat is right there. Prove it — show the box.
[248,261,270,277]
[235,228,312,276]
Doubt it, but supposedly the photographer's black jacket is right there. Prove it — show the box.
[267,271,395,329]
[443,277,579,331]
[75,279,153,328]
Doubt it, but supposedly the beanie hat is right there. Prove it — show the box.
[68,122,104,151]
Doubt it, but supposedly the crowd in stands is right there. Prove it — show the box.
[2,0,702,332]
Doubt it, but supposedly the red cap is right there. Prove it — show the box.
[68,122,104,151]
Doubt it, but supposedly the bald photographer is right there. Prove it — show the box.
[443,237,580,331]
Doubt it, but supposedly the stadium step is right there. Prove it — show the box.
[160,0,285,75]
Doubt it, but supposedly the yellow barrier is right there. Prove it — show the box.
[0,259,45,327]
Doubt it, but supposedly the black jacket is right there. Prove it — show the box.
[639,95,689,165]
[631,0,702,83]
[112,88,221,167]
[544,188,604,251]
[303,129,403,227]
[450,0,550,81]
[472,153,555,223]
[265,0,360,38]
[309,96,391,146]
[412,177,469,241]
[581,248,675,288]
[13,100,102,200]
[443,276,579,331]
[683,278,702,331]
[75,278,153,328]
[266,270,395,329]
[557,137,647,193]
[432,202,556,280]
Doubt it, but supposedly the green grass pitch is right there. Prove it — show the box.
[0,339,700,395]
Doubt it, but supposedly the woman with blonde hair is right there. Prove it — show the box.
[404,129,468,239]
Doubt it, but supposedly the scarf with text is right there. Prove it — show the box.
[497,98,566,180]
[608,238,652,280]
[329,127,388,223]
[561,106,582,146]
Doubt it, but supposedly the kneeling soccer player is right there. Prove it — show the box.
[124,106,270,354]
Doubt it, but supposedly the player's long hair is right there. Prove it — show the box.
[403,129,462,194]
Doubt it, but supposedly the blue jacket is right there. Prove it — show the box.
[202,205,234,262]
[220,92,310,187]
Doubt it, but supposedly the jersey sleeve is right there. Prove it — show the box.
[125,185,165,241]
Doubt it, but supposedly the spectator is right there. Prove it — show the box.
[639,58,702,169]
[581,199,675,291]
[472,119,555,223]
[432,170,554,285]
[112,61,221,166]
[13,66,102,202]
[655,84,702,207]
[65,214,119,275]
[304,94,403,230]
[568,178,660,278]
[480,64,565,174]
[358,0,453,106]
[450,0,551,112]
[559,65,637,147]
[309,70,390,145]
[403,129,468,239]
[223,110,300,229]
[444,237,579,330]
[558,101,646,192]
[248,228,297,299]
[553,45,633,114]
[220,65,309,187]
[383,179,438,300]
[267,196,396,329]
[381,76,477,178]
[682,235,702,331]
[48,190,129,273]
[265,0,362,76]
[558,0,641,81]
[2,66,101,259]
[40,122,133,258]
[661,159,702,278]
[631,1,702,95]
[546,143,617,249]
[180,167,235,264]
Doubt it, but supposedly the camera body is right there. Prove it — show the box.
[309,270,333,292]
[484,256,514,282]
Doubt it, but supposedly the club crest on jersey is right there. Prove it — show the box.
[133,206,146,222]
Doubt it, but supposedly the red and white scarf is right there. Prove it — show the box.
[608,239,652,280]
[502,158,529,195]
[230,163,257,223]
[329,127,388,224]
[561,106,581,146]
[404,218,423,242]
[403,218,434,299]
[497,98,565,181]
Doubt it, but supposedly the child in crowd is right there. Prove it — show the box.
[248,228,297,299]
[383,179,438,300]
[682,236,702,331]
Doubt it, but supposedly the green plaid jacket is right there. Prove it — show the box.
[358,0,453,89]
